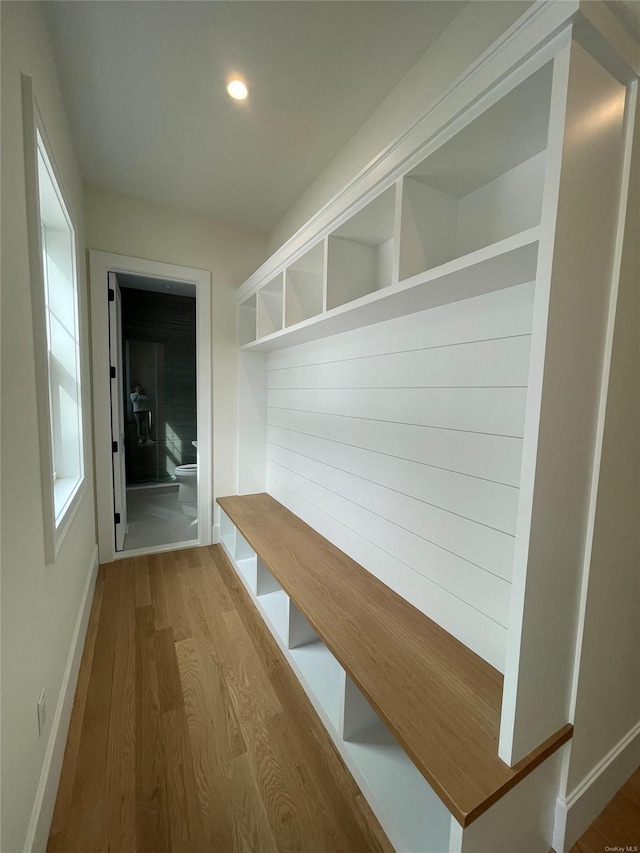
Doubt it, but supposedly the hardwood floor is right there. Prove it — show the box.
[570,767,640,853]
[48,545,393,853]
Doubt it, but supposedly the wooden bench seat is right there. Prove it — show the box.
[218,493,572,827]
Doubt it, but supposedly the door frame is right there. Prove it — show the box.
[90,250,212,563]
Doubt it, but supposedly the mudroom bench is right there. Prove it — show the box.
[218,493,572,851]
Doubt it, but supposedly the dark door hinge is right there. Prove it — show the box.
[112,440,118,453]
[108,288,115,302]
[114,512,121,524]
[110,365,116,379]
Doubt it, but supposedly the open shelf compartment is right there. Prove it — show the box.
[234,530,257,592]
[238,292,257,346]
[327,185,397,310]
[399,62,552,282]
[219,508,236,558]
[341,675,452,853]
[285,241,325,327]
[257,273,284,338]
[287,602,345,731]
[255,558,289,643]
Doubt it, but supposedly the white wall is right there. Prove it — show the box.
[84,187,267,502]
[560,88,640,843]
[266,282,535,671]
[268,1,533,254]
[1,3,98,851]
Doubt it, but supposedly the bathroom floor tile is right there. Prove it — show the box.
[124,486,198,551]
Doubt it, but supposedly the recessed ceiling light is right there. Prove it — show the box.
[227,78,249,101]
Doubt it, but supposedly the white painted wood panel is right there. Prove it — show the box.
[268,386,528,437]
[267,407,524,487]
[266,426,519,534]
[267,444,515,581]
[267,334,531,391]
[268,461,510,626]
[264,285,533,665]
[267,477,508,670]
[268,281,535,370]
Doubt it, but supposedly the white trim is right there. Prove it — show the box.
[22,74,88,565]
[23,546,99,853]
[212,522,220,545]
[89,250,213,563]
[553,720,640,852]
[113,539,198,560]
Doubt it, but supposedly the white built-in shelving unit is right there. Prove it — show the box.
[229,3,638,851]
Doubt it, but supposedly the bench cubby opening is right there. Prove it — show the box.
[341,676,452,853]
[286,601,345,731]
[219,508,236,557]
[234,530,257,591]
[255,558,289,643]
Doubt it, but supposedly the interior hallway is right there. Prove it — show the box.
[47,545,393,853]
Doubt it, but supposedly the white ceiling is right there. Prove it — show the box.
[44,1,467,233]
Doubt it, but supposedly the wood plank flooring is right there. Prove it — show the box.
[48,545,394,853]
[570,767,640,853]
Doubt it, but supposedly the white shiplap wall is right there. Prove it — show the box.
[266,282,535,670]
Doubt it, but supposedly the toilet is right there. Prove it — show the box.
[175,463,197,502]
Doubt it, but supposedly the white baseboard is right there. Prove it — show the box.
[212,522,220,544]
[553,720,640,852]
[23,546,100,853]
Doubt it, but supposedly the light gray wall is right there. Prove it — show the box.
[1,3,98,850]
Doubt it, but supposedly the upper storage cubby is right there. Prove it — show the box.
[285,242,325,327]
[239,292,257,346]
[257,273,284,338]
[327,185,396,310]
[399,62,552,282]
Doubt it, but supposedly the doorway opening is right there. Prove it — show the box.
[116,274,199,551]
[90,251,212,564]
